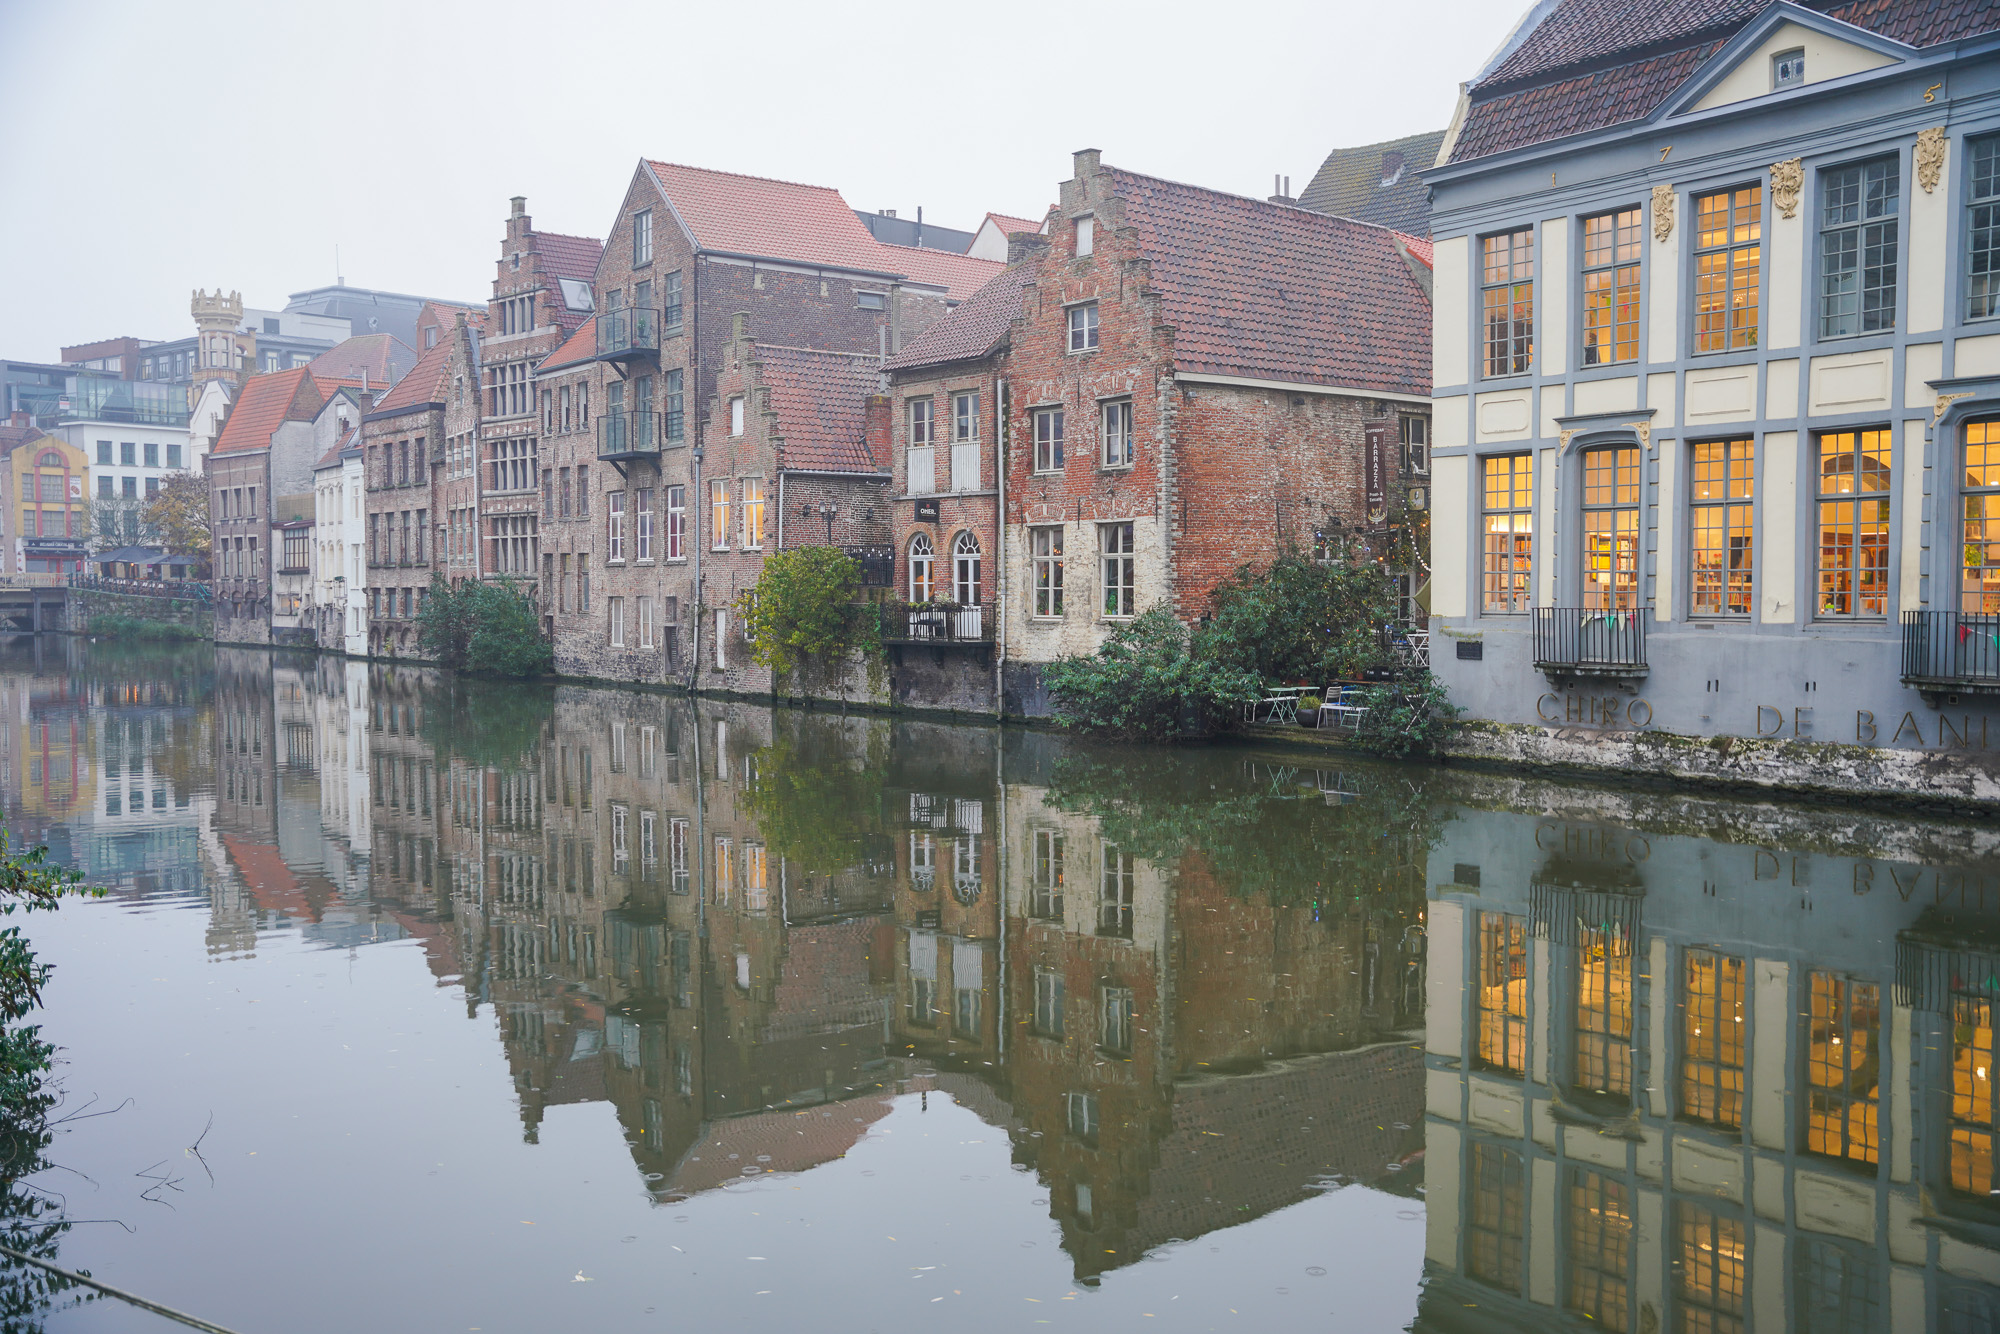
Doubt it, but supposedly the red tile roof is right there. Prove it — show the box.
[315,427,358,470]
[366,336,455,418]
[1109,167,1432,396]
[532,233,605,330]
[645,160,1001,300]
[1393,232,1435,267]
[0,425,46,456]
[538,316,597,374]
[982,211,1046,237]
[417,301,485,346]
[1451,0,2000,164]
[758,344,885,473]
[884,258,1040,372]
[308,333,416,387]
[212,367,324,455]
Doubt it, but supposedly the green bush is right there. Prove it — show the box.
[85,613,199,642]
[1043,607,1262,741]
[417,575,553,678]
[1202,546,1399,684]
[737,548,880,695]
[1353,671,1461,758]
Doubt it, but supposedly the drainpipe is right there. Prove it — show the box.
[993,377,1008,717]
[776,471,786,551]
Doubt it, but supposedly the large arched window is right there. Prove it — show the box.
[908,533,935,602]
[953,531,982,606]
[36,451,63,468]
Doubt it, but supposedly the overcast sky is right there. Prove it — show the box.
[0,0,1522,359]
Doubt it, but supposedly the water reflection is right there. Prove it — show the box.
[7,637,2000,1329]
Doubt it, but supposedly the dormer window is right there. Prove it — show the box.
[1380,151,1406,188]
[1773,48,1805,90]
[1075,216,1094,257]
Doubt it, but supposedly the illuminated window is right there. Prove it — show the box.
[1962,419,2000,615]
[1689,439,1756,616]
[1581,446,1641,612]
[1565,1169,1631,1328]
[1682,949,1747,1128]
[1806,971,1880,1165]
[1480,228,1534,376]
[1482,454,1533,613]
[712,836,733,905]
[1694,185,1762,353]
[1677,1201,1746,1334]
[1466,1142,1524,1292]
[1476,912,1527,1072]
[1032,526,1064,616]
[1580,207,1642,366]
[1573,925,1633,1101]
[742,478,764,549]
[1816,428,1892,617]
[908,532,935,602]
[1951,991,1997,1201]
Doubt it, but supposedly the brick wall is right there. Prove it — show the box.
[210,450,270,645]
[361,407,442,657]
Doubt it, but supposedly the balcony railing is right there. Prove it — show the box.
[1901,611,2000,692]
[598,411,661,462]
[595,307,659,361]
[1532,607,1647,674]
[882,601,991,644]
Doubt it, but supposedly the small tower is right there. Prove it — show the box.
[191,289,247,391]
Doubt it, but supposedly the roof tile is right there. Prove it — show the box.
[366,337,455,418]
[884,259,1039,372]
[1298,130,1448,234]
[757,344,884,473]
[212,367,324,455]
[538,316,598,374]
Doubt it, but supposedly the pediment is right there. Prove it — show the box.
[1664,3,1915,118]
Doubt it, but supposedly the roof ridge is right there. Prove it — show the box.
[1108,164,1404,232]
[529,230,604,244]
[756,342,882,360]
[647,158,843,196]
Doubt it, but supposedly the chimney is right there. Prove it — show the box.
[732,311,749,342]
[1008,232,1052,265]
[864,394,893,472]
[511,195,530,238]
[1072,147,1102,180]
[1268,174,1295,205]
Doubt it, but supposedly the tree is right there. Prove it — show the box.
[416,576,552,678]
[139,471,210,564]
[737,547,880,695]
[1042,607,1262,741]
[1200,544,1401,684]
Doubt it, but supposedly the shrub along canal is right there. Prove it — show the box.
[6,638,1998,1331]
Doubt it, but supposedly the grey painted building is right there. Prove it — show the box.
[1426,0,2000,762]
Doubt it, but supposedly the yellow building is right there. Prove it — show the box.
[0,428,90,574]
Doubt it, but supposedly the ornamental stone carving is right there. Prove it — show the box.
[1625,420,1652,451]
[1917,126,1948,193]
[1651,183,1675,242]
[1936,390,1975,424]
[1771,158,1803,219]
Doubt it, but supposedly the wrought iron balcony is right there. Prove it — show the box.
[881,601,992,645]
[1531,607,1647,676]
[598,411,661,463]
[1901,610,2000,695]
[595,306,659,361]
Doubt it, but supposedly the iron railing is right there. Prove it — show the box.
[595,306,659,359]
[1532,607,1647,672]
[598,411,661,461]
[1902,610,2000,687]
[881,601,992,643]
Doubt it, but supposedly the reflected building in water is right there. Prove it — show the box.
[1419,793,2000,1332]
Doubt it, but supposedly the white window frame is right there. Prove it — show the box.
[742,477,765,550]
[729,396,745,437]
[1033,407,1065,473]
[953,391,979,442]
[1075,215,1094,256]
[713,609,728,669]
[633,208,653,266]
[908,397,934,446]
[607,490,626,562]
[1101,399,1133,468]
[666,484,685,560]
[638,595,655,649]
[608,596,626,647]
[636,488,653,561]
[1100,521,1135,618]
[710,479,730,550]
[1067,302,1099,353]
[1031,525,1065,618]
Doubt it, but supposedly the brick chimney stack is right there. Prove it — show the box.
[865,394,893,472]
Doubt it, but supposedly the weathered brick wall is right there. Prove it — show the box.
[210,449,271,645]
[68,587,213,636]
[362,405,443,659]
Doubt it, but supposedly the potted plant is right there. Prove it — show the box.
[1296,692,1323,728]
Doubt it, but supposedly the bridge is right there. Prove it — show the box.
[0,574,70,632]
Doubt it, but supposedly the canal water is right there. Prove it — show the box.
[4,639,1998,1332]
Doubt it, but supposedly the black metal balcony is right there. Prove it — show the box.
[595,306,659,361]
[1901,610,2000,695]
[1532,606,1647,676]
[598,411,661,463]
[881,601,992,645]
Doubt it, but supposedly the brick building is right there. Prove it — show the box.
[546,158,999,686]
[879,151,1433,715]
[695,323,891,693]
[209,367,327,644]
[475,198,601,611]
[360,338,452,656]
[532,317,598,640]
